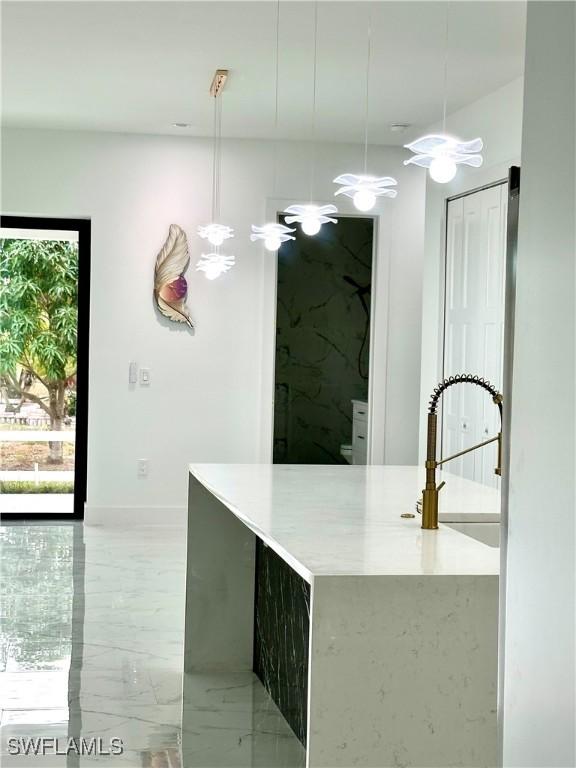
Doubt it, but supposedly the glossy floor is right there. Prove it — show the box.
[0,524,304,767]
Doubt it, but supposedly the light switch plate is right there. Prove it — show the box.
[129,361,138,384]
[140,368,150,386]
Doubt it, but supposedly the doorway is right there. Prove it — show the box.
[0,216,90,520]
[273,215,374,465]
[441,182,507,487]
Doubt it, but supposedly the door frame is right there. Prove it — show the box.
[0,215,91,521]
[440,178,508,376]
[258,196,385,464]
[439,178,508,462]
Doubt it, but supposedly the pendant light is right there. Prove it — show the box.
[196,253,235,280]
[196,69,236,279]
[284,1,338,236]
[251,223,296,252]
[283,204,337,236]
[251,0,296,252]
[404,136,483,182]
[333,14,397,211]
[404,3,483,184]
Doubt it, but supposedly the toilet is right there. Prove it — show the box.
[340,444,353,464]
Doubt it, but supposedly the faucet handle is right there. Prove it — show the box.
[416,481,445,515]
[495,431,502,476]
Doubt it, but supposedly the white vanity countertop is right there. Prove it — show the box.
[188,464,500,581]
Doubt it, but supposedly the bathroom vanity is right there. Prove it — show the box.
[183,464,499,767]
[340,399,369,464]
[351,398,368,464]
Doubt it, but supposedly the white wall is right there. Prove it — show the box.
[418,77,524,460]
[503,3,575,765]
[1,128,425,523]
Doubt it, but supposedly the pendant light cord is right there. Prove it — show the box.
[211,95,217,223]
[216,95,222,223]
[310,0,318,203]
[441,1,450,133]
[210,88,224,226]
[272,0,280,195]
[363,14,372,176]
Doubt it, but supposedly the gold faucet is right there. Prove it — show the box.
[421,374,503,530]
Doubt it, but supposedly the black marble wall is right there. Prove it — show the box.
[253,539,310,746]
[273,215,373,464]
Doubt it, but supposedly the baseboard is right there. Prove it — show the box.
[84,504,186,527]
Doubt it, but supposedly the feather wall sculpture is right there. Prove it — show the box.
[153,224,194,329]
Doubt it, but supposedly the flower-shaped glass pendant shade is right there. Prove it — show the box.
[404,135,483,184]
[197,223,235,247]
[196,252,236,280]
[250,223,296,252]
[333,174,398,212]
[283,204,338,236]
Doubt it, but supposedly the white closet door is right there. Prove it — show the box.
[442,184,506,487]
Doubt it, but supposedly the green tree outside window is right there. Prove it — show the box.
[0,239,78,464]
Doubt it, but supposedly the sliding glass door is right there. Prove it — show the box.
[0,217,90,519]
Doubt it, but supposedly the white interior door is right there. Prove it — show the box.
[442,183,507,487]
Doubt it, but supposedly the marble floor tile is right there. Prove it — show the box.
[71,671,158,707]
[0,523,302,767]
[0,747,182,767]
[181,672,305,767]
[1,709,70,726]
[0,673,69,709]
[148,665,184,707]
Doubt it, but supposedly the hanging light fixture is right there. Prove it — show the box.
[198,223,234,247]
[251,223,296,252]
[333,174,398,211]
[403,135,483,182]
[333,14,397,211]
[196,69,236,279]
[196,253,235,280]
[283,204,338,236]
[284,1,338,237]
[403,3,483,184]
[251,1,296,252]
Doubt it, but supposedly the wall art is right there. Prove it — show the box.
[153,224,193,329]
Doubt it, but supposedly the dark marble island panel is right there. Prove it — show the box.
[253,538,311,746]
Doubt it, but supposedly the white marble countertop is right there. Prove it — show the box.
[188,464,500,581]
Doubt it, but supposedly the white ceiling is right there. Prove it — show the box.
[1,1,526,145]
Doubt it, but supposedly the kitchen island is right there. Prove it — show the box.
[183,464,499,767]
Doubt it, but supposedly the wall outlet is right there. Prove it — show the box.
[137,459,149,478]
[140,367,151,386]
